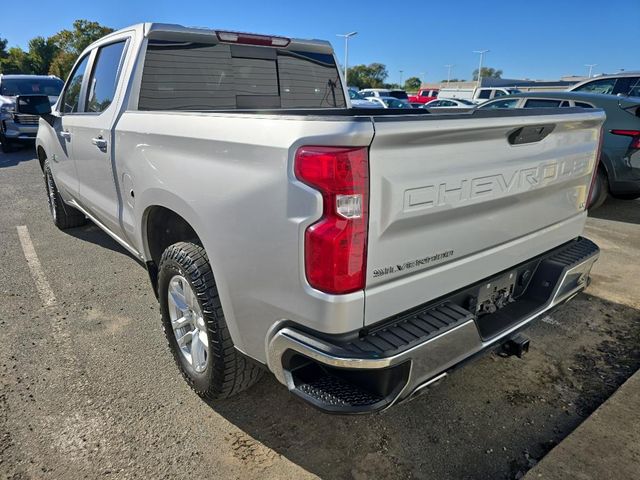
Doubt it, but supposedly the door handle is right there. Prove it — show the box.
[59,130,71,140]
[91,136,108,151]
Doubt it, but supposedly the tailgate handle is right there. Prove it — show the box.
[508,124,555,145]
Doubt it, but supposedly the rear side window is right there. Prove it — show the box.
[86,41,127,113]
[524,99,562,108]
[478,89,491,99]
[481,99,519,109]
[61,55,90,113]
[573,78,616,95]
[138,41,345,110]
[575,102,594,108]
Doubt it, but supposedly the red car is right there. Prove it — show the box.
[408,88,439,104]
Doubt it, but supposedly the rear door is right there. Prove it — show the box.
[72,39,129,234]
[363,109,604,325]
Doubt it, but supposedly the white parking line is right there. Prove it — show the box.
[16,225,57,308]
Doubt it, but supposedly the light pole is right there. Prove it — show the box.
[585,64,597,78]
[336,32,358,83]
[444,64,454,85]
[473,50,489,89]
[399,70,404,86]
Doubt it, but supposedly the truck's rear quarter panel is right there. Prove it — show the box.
[365,110,604,325]
[114,112,374,360]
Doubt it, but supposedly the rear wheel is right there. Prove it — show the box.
[158,241,263,399]
[43,159,87,229]
[588,168,608,211]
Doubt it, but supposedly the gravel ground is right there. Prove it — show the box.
[1,148,639,480]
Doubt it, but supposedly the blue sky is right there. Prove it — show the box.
[2,0,637,83]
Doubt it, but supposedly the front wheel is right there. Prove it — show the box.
[43,159,87,229]
[0,131,15,153]
[158,241,263,399]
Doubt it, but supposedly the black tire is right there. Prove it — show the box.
[588,168,608,211]
[0,132,15,153]
[43,159,87,229]
[158,241,263,399]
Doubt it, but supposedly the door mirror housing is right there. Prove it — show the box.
[15,95,52,115]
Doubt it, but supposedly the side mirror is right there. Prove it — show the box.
[15,95,52,115]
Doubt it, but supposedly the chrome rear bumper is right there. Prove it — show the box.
[267,237,599,414]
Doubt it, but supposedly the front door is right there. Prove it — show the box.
[72,40,128,235]
[48,54,91,200]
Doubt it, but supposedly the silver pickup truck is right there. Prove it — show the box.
[31,23,604,414]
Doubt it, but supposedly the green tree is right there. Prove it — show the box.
[0,20,113,78]
[0,38,8,60]
[28,36,60,75]
[49,20,113,80]
[403,76,421,91]
[0,47,32,74]
[346,63,389,89]
[472,67,502,81]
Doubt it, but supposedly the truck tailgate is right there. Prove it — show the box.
[364,109,604,326]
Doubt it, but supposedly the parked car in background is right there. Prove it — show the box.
[408,88,439,104]
[480,91,640,208]
[348,88,378,108]
[387,89,409,101]
[569,72,640,97]
[359,88,390,98]
[438,86,522,104]
[423,98,476,109]
[0,74,64,152]
[366,96,413,108]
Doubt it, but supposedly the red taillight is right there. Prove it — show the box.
[295,146,369,294]
[216,31,290,47]
[611,129,640,149]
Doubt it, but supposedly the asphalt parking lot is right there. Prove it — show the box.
[1,148,639,480]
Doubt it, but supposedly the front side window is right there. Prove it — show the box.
[627,78,640,97]
[493,89,506,98]
[524,99,562,108]
[139,41,345,110]
[86,41,127,113]
[573,78,616,95]
[613,76,640,96]
[61,55,89,113]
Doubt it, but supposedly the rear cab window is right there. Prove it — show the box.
[138,40,345,110]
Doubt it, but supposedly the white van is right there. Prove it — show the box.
[438,87,521,104]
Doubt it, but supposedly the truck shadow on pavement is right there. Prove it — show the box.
[65,223,139,261]
[589,196,640,225]
[204,293,640,480]
[0,147,37,168]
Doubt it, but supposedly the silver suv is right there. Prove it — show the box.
[569,72,640,97]
[0,74,63,152]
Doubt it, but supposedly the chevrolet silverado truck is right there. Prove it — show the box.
[30,23,604,414]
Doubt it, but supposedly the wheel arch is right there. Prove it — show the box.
[37,145,47,171]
